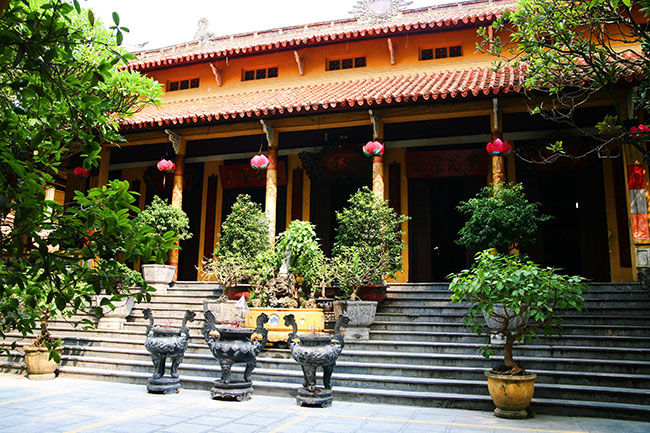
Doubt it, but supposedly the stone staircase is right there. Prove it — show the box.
[2,282,649,420]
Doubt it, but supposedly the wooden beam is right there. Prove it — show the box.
[293,50,304,76]
[209,62,222,87]
[387,38,396,65]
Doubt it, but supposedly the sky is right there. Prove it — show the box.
[81,0,453,51]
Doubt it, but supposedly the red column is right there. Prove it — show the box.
[265,146,278,244]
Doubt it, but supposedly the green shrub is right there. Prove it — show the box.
[456,183,549,254]
[448,250,586,373]
[333,187,409,281]
[137,195,191,263]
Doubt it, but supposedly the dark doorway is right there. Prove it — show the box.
[311,182,369,255]
[517,157,610,281]
[409,176,484,282]
[178,163,204,281]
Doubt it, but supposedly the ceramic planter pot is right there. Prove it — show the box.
[485,371,537,419]
[141,264,176,284]
[483,304,524,331]
[332,300,377,341]
[24,346,62,380]
[226,284,252,300]
[356,285,387,303]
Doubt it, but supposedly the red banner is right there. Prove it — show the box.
[219,161,287,189]
[406,149,488,178]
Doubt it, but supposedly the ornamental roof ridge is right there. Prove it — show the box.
[128,0,518,72]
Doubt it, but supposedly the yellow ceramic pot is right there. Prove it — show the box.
[246,308,324,343]
[24,346,61,380]
[485,371,536,419]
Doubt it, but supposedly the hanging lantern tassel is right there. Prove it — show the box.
[362,140,384,157]
[157,159,175,188]
[250,154,269,170]
[486,138,512,155]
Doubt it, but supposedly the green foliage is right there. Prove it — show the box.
[478,0,650,162]
[333,187,409,284]
[274,220,324,289]
[215,194,269,262]
[137,196,191,264]
[1,180,156,348]
[202,195,270,288]
[331,247,385,300]
[456,183,550,254]
[448,251,586,372]
[0,1,160,353]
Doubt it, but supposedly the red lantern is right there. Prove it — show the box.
[74,166,90,177]
[486,138,512,155]
[250,154,269,170]
[362,140,384,157]
[629,124,650,140]
[157,159,175,173]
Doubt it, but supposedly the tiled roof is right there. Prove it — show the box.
[128,0,518,72]
[121,66,525,130]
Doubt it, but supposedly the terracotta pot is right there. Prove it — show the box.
[226,284,252,300]
[357,285,387,303]
[24,346,62,380]
[485,371,536,419]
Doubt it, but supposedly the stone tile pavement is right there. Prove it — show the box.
[0,374,647,433]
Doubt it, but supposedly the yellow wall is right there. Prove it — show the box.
[148,28,491,104]
[383,147,409,283]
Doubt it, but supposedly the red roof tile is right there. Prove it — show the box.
[121,66,525,130]
[128,0,518,72]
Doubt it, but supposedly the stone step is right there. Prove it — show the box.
[6,343,650,390]
[373,313,650,328]
[380,298,650,309]
[4,350,650,410]
[377,305,650,316]
[383,290,650,301]
[367,330,650,347]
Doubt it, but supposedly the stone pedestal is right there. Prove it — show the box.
[210,380,253,401]
[148,283,170,295]
[147,377,181,394]
[332,301,377,342]
[296,387,333,407]
[341,326,369,341]
[96,296,135,330]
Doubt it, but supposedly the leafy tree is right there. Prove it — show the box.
[0,1,161,352]
[480,0,650,162]
[333,187,409,281]
[137,195,192,264]
[456,183,550,255]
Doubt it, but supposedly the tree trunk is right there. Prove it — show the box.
[503,336,519,371]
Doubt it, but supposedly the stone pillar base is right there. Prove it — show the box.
[343,326,369,342]
[147,377,180,394]
[296,387,333,408]
[210,380,253,401]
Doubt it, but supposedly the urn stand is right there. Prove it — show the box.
[203,311,269,401]
[143,308,196,394]
[284,314,350,407]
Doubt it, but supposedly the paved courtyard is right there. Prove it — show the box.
[0,374,646,433]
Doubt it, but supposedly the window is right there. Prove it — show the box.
[243,66,279,81]
[327,56,366,71]
[419,45,462,61]
[167,77,200,92]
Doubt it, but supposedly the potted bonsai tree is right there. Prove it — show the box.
[456,182,549,254]
[137,195,192,285]
[245,220,327,342]
[332,186,409,302]
[448,250,586,419]
[201,194,269,300]
[330,246,386,341]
